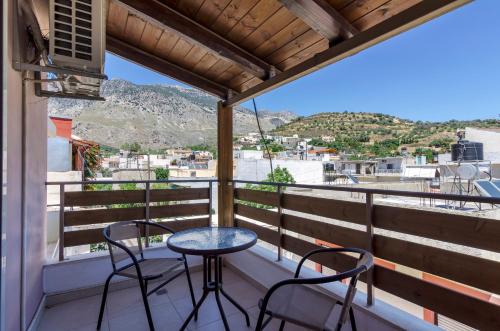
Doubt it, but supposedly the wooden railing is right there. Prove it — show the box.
[47,179,216,261]
[232,180,500,331]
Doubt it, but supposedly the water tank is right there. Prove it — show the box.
[451,141,483,161]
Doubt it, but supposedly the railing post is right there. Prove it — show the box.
[59,184,65,261]
[145,181,150,247]
[277,184,283,261]
[366,192,374,306]
[209,181,213,227]
[230,181,235,227]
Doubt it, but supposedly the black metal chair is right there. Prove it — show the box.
[255,247,373,331]
[97,221,197,331]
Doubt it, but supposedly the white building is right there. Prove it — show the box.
[375,157,408,174]
[465,127,500,162]
[235,159,324,184]
[234,149,264,160]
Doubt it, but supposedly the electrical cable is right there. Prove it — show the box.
[252,98,275,182]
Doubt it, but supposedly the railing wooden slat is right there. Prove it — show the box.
[282,234,500,331]
[282,194,366,225]
[65,203,209,226]
[65,190,146,206]
[235,218,279,245]
[64,218,209,247]
[234,203,280,227]
[374,205,500,253]
[234,188,279,207]
[146,218,210,235]
[65,207,145,226]
[150,188,209,202]
[374,235,500,294]
[282,234,356,271]
[150,203,209,218]
[65,188,210,207]
[374,267,500,331]
[282,214,366,248]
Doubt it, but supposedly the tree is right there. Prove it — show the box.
[269,143,284,153]
[414,148,434,161]
[242,167,296,209]
[86,183,112,191]
[154,167,169,180]
[309,138,327,146]
[121,142,141,153]
[429,138,453,150]
[267,166,296,185]
[79,145,102,179]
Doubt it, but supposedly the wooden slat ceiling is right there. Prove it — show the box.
[105,0,469,102]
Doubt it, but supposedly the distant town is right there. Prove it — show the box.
[48,115,500,202]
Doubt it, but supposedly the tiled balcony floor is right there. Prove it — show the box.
[38,268,310,331]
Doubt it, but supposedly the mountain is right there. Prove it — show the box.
[272,112,500,151]
[48,79,297,148]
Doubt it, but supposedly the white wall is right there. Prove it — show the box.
[46,171,82,206]
[466,127,500,162]
[5,1,48,328]
[47,137,71,172]
[235,159,324,184]
[234,150,264,160]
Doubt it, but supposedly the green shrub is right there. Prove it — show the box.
[154,168,169,180]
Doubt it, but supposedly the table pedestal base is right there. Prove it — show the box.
[179,256,250,331]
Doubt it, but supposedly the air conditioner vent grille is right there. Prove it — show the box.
[50,0,103,67]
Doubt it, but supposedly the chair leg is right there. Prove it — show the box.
[261,315,273,330]
[138,278,155,331]
[279,320,286,331]
[97,273,114,330]
[349,307,357,331]
[183,256,197,320]
[255,309,267,331]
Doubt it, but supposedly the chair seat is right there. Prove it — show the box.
[260,283,337,331]
[118,258,184,279]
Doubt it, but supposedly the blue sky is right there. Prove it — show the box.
[105,1,500,122]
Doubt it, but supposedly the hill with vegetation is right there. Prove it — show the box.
[49,79,296,148]
[272,112,500,157]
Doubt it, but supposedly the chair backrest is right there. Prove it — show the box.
[104,221,144,267]
[259,248,373,331]
[336,250,373,330]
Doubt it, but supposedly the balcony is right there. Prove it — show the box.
[3,1,496,330]
[37,179,500,330]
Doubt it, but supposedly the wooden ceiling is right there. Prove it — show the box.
[105,0,469,104]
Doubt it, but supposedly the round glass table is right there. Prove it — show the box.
[167,227,257,331]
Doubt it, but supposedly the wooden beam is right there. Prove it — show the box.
[107,35,229,98]
[116,0,275,79]
[225,0,470,106]
[217,101,234,227]
[278,0,358,42]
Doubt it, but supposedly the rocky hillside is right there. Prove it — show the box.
[273,112,500,148]
[48,79,296,148]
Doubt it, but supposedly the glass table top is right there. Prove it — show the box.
[167,227,257,255]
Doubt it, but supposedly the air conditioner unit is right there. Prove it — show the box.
[49,0,105,73]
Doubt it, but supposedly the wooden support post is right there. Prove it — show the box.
[217,101,234,227]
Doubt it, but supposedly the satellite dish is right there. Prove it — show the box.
[457,164,479,180]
